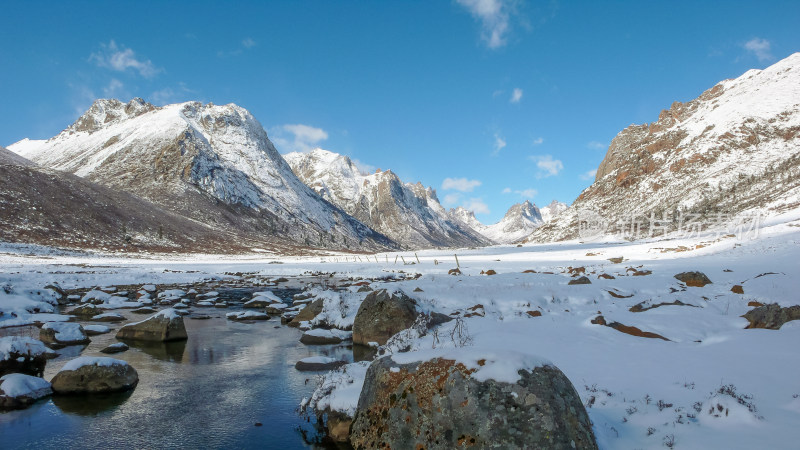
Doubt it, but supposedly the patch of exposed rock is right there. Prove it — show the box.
[742,303,800,329]
[116,309,187,342]
[349,352,597,449]
[352,290,419,346]
[674,271,712,287]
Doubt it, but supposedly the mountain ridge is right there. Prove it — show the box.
[284,148,491,249]
[527,52,800,243]
[10,99,396,252]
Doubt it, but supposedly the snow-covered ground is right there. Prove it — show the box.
[1,214,799,448]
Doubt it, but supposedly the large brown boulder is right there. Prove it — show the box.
[0,337,55,377]
[352,289,419,346]
[51,357,138,394]
[287,299,324,327]
[350,350,597,450]
[674,271,712,287]
[743,303,800,329]
[115,309,187,342]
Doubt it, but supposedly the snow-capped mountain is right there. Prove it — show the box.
[284,149,491,249]
[448,207,485,232]
[449,201,542,244]
[9,99,394,251]
[539,200,568,223]
[528,52,800,242]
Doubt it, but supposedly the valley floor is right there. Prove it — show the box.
[2,213,800,449]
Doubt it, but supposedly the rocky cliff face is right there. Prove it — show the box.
[10,99,394,252]
[528,52,800,242]
[284,149,490,249]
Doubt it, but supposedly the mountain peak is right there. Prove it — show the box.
[69,97,157,134]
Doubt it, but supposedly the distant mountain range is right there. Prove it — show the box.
[449,200,567,244]
[284,149,491,249]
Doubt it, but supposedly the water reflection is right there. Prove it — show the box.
[121,339,186,363]
[51,391,134,416]
[0,290,339,449]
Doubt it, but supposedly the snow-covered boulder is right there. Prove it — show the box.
[288,299,324,328]
[39,322,90,346]
[244,291,282,308]
[0,373,53,409]
[226,311,270,321]
[266,303,289,314]
[100,342,129,354]
[115,309,187,342]
[81,289,112,305]
[84,324,111,336]
[91,312,126,322]
[349,349,597,449]
[295,356,347,371]
[50,357,138,394]
[0,336,55,377]
[300,328,352,345]
[69,303,101,317]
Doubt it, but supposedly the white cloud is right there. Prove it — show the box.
[510,87,523,103]
[443,193,462,206]
[587,141,606,150]
[532,137,544,146]
[90,40,159,78]
[743,37,773,62]
[102,79,127,99]
[150,87,175,106]
[516,188,537,198]
[456,0,513,49]
[502,187,537,198]
[442,177,482,192]
[580,169,598,181]
[270,124,329,153]
[464,198,490,215]
[242,37,256,48]
[530,154,563,177]
[492,133,506,156]
[149,82,196,106]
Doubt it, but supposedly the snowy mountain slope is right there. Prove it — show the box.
[10,99,394,252]
[539,200,568,223]
[448,207,486,232]
[0,147,261,253]
[528,52,800,242]
[284,148,491,249]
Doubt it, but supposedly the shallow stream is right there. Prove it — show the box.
[0,288,352,449]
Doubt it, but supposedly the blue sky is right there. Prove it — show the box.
[2,1,799,223]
